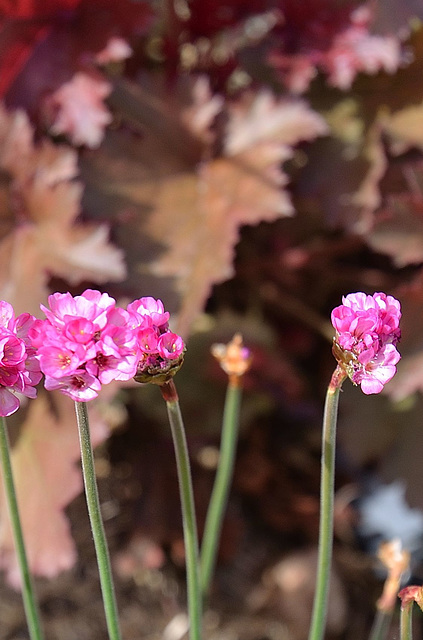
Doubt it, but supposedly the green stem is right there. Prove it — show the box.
[74,401,121,640]
[200,380,241,600]
[0,416,44,640]
[308,366,346,640]
[368,609,392,640]
[161,381,202,640]
[400,603,413,640]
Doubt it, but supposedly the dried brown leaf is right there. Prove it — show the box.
[368,194,423,266]
[107,89,327,334]
[384,101,423,155]
[145,154,293,335]
[0,104,126,315]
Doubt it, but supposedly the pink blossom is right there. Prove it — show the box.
[32,290,185,396]
[331,292,401,394]
[157,332,185,360]
[129,297,185,385]
[44,370,102,402]
[0,301,42,416]
[32,289,141,402]
[48,73,112,148]
[127,297,170,328]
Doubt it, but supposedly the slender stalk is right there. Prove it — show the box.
[74,401,121,640]
[0,416,44,640]
[308,366,346,640]
[400,603,413,640]
[200,380,241,599]
[368,610,392,640]
[161,380,202,640]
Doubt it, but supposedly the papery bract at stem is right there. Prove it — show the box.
[331,292,401,394]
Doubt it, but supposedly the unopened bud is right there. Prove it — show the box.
[211,333,252,386]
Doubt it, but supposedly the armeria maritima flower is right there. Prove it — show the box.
[31,290,185,399]
[0,301,42,415]
[331,292,401,394]
[31,289,140,401]
[128,297,185,385]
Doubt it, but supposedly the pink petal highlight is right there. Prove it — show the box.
[331,291,401,394]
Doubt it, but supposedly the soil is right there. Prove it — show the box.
[0,420,412,640]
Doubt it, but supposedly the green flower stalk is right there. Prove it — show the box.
[200,334,252,600]
[308,365,346,640]
[308,292,402,640]
[75,401,122,640]
[0,416,44,640]
[160,380,202,640]
[398,586,423,640]
[400,602,413,640]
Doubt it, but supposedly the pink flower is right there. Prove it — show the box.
[331,292,401,394]
[44,370,102,402]
[0,301,42,416]
[32,290,185,396]
[127,297,170,328]
[157,332,185,360]
[32,289,141,402]
[129,297,185,385]
[48,72,112,148]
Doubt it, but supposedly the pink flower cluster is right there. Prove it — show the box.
[331,292,401,394]
[29,290,184,402]
[0,302,42,416]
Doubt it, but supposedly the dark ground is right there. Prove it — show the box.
[0,406,415,640]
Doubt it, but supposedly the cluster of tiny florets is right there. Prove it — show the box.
[0,302,42,415]
[331,292,401,394]
[0,288,402,413]
[28,290,184,402]
[128,297,185,385]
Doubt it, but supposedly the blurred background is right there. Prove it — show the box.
[1,1,423,638]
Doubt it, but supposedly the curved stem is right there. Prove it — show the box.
[75,401,121,640]
[308,366,346,640]
[0,416,44,640]
[161,380,202,640]
[200,380,241,600]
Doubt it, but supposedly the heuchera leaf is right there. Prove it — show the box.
[384,101,423,155]
[0,0,153,105]
[383,270,423,401]
[92,84,327,335]
[0,392,109,588]
[0,104,126,316]
[368,194,423,267]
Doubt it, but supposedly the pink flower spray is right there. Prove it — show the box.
[31,289,185,400]
[0,302,42,416]
[331,292,401,394]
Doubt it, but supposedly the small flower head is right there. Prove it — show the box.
[398,585,423,611]
[130,297,185,385]
[0,301,41,415]
[331,292,401,394]
[211,333,252,386]
[32,289,140,401]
